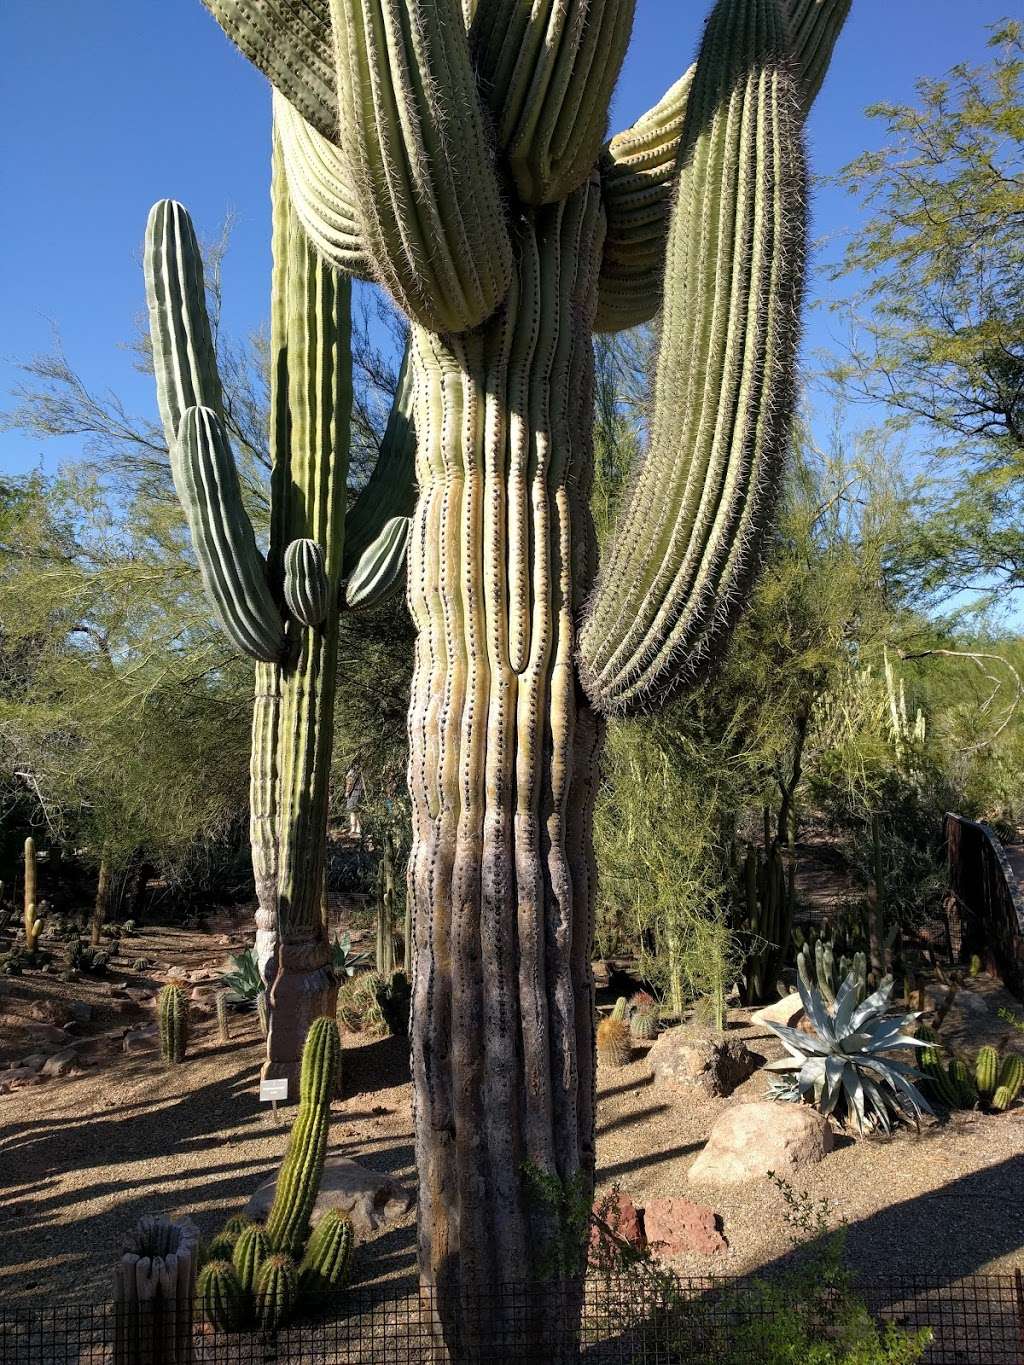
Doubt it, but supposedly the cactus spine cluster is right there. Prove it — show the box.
[197,1259,244,1333]
[22,837,44,954]
[255,1253,299,1330]
[299,1210,354,1298]
[596,1017,633,1069]
[265,1017,341,1254]
[158,984,189,1064]
[185,0,851,1326]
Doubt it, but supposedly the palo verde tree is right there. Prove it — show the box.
[167,0,851,1345]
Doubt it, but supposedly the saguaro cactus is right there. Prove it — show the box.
[144,139,415,1093]
[183,0,850,1347]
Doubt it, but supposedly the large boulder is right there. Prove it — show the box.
[751,993,804,1029]
[246,1155,413,1237]
[689,1102,833,1185]
[648,1026,761,1098]
[643,1197,727,1257]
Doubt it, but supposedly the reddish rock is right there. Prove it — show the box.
[29,999,71,1025]
[643,1198,727,1257]
[589,1192,645,1266]
[0,1068,42,1094]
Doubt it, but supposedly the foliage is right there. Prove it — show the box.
[765,974,931,1134]
[521,1164,593,1281]
[220,946,263,1005]
[330,932,371,980]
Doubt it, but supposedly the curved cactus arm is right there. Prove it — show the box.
[274,90,373,281]
[596,0,852,334]
[175,407,285,662]
[342,345,417,573]
[329,0,513,332]
[578,0,807,715]
[144,199,225,446]
[469,0,636,206]
[344,515,410,610]
[284,538,330,626]
[200,0,337,142]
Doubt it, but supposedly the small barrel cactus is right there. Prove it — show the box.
[158,983,189,1064]
[232,1223,270,1295]
[948,1059,978,1109]
[610,996,629,1022]
[221,1214,254,1238]
[975,1045,999,1104]
[203,1231,239,1266]
[265,1017,341,1253]
[596,1017,632,1069]
[299,1210,354,1300]
[629,993,659,1041]
[255,1252,298,1331]
[992,1054,1024,1111]
[197,1259,243,1333]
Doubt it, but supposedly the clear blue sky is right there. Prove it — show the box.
[1,1,1014,476]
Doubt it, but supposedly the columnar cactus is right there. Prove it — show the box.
[144,138,415,1092]
[181,0,850,1341]
[993,1054,1024,1111]
[374,831,396,976]
[232,1223,270,1295]
[975,1045,999,1104]
[255,1253,299,1330]
[264,1017,341,1254]
[736,842,795,1005]
[22,836,44,954]
[158,984,189,1064]
[298,1210,355,1298]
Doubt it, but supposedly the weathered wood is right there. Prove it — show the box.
[113,1216,200,1365]
[945,813,1024,995]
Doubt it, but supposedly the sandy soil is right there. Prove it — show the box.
[2,916,1023,1306]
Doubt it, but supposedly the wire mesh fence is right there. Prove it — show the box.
[0,1273,1021,1363]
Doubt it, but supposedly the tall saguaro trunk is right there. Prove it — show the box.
[254,146,353,1091]
[407,182,605,1331]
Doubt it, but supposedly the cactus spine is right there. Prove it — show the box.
[298,1210,354,1298]
[23,837,44,954]
[193,0,849,1333]
[158,984,189,1064]
[197,1259,244,1333]
[232,1223,270,1295]
[255,1253,298,1331]
[265,1017,340,1254]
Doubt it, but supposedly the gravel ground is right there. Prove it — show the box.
[2,920,1022,1306]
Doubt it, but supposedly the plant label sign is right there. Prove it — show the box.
[259,1078,288,1103]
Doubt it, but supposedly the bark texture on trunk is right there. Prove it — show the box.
[407,177,605,1348]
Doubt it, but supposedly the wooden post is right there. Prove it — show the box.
[113,1215,200,1365]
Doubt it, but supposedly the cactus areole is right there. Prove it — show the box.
[168,0,851,1344]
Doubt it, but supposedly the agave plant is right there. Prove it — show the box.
[220,946,263,1007]
[330,931,371,980]
[765,973,932,1135]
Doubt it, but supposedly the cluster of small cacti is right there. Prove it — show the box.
[917,1027,1024,1112]
[22,837,45,955]
[733,841,795,1006]
[196,1024,354,1333]
[628,992,660,1041]
[792,925,894,1010]
[596,1016,633,1069]
[66,939,110,976]
[158,983,190,1064]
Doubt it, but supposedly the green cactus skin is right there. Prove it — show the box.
[158,984,189,1064]
[577,0,807,713]
[975,1045,999,1103]
[737,842,794,1005]
[221,1215,253,1238]
[197,1259,244,1333]
[283,538,330,627]
[202,1231,239,1266]
[330,0,513,333]
[298,1210,354,1299]
[192,0,849,1332]
[264,1018,341,1254]
[232,1224,270,1295]
[175,406,285,661]
[344,516,410,611]
[917,1029,964,1109]
[993,1054,1024,1110]
[611,997,629,1022]
[948,1059,979,1109]
[255,1253,298,1331]
[630,1010,659,1042]
[23,836,43,954]
[596,0,851,333]
[374,834,397,976]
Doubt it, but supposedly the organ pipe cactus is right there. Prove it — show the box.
[158,984,189,1064]
[264,1017,341,1254]
[22,836,44,954]
[144,146,416,1093]
[184,0,851,1342]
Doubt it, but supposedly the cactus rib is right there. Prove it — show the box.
[197,1259,244,1333]
[158,984,189,1064]
[344,516,410,611]
[284,538,330,627]
[299,1210,355,1298]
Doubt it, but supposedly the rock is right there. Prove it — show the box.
[590,1192,645,1266]
[649,1026,762,1098]
[20,1054,48,1073]
[592,960,611,991]
[689,1102,833,1185]
[29,999,70,1025]
[246,1155,414,1237]
[0,1067,40,1094]
[123,1024,159,1054]
[41,1047,79,1077]
[77,1029,129,1060]
[68,1000,93,1024]
[751,993,804,1029]
[108,983,130,997]
[31,1024,71,1045]
[643,1198,727,1257]
[190,985,219,1002]
[189,968,221,984]
[126,988,153,1005]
